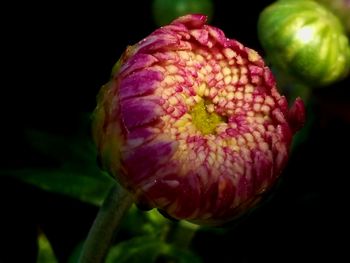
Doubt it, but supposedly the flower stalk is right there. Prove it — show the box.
[79,182,134,263]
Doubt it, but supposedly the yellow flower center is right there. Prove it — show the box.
[190,99,226,135]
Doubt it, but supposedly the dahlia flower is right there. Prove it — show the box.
[93,14,305,225]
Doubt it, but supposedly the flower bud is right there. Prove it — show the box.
[316,0,350,35]
[93,14,305,225]
[258,0,350,87]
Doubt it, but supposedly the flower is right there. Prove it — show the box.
[93,14,305,225]
[258,0,350,87]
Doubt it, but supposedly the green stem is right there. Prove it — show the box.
[166,220,200,249]
[79,182,134,263]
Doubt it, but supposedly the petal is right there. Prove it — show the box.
[140,162,181,206]
[119,69,163,100]
[121,96,164,130]
[248,65,264,76]
[164,23,189,34]
[135,32,180,54]
[190,29,209,46]
[171,14,207,29]
[152,51,180,63]
[263,68,277,87]
[288,97,306,133]
[212,175,236,216]
[271,108,287,125]
[205,25,227,47]
[272,140,289,174]
[170,172,201,219]
[122,139,178,185]
[119,53,158,77]
[252,149,273,191]
[226,39,245,53]
[125,127,159,149]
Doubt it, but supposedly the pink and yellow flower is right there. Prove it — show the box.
[93,14,305,225]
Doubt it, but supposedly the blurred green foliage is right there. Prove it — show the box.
[106,236,202,263]
[1,128,114,206]
[152,0,213,26]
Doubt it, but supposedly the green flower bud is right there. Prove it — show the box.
[258,0,350,87]
[315,0,350,35]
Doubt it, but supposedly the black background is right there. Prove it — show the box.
[1,1,349,262]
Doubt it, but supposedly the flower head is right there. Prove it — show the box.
[93,14,305,225]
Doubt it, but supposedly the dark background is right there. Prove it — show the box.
[1,1,349,262]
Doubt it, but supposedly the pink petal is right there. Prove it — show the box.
[120,96,164,130]
[190,29,209,46]
[171,14,207,29]
[122,140,178,185]
[119,53,158,77]
[205,25,228,46]
[288,97,306,133]
[119,69,163,100]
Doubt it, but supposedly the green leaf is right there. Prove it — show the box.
[1,113,116,206]
[106,236,202,263]
[67,241,84,263]
[37,232,58,263]
[3,168,114,206]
